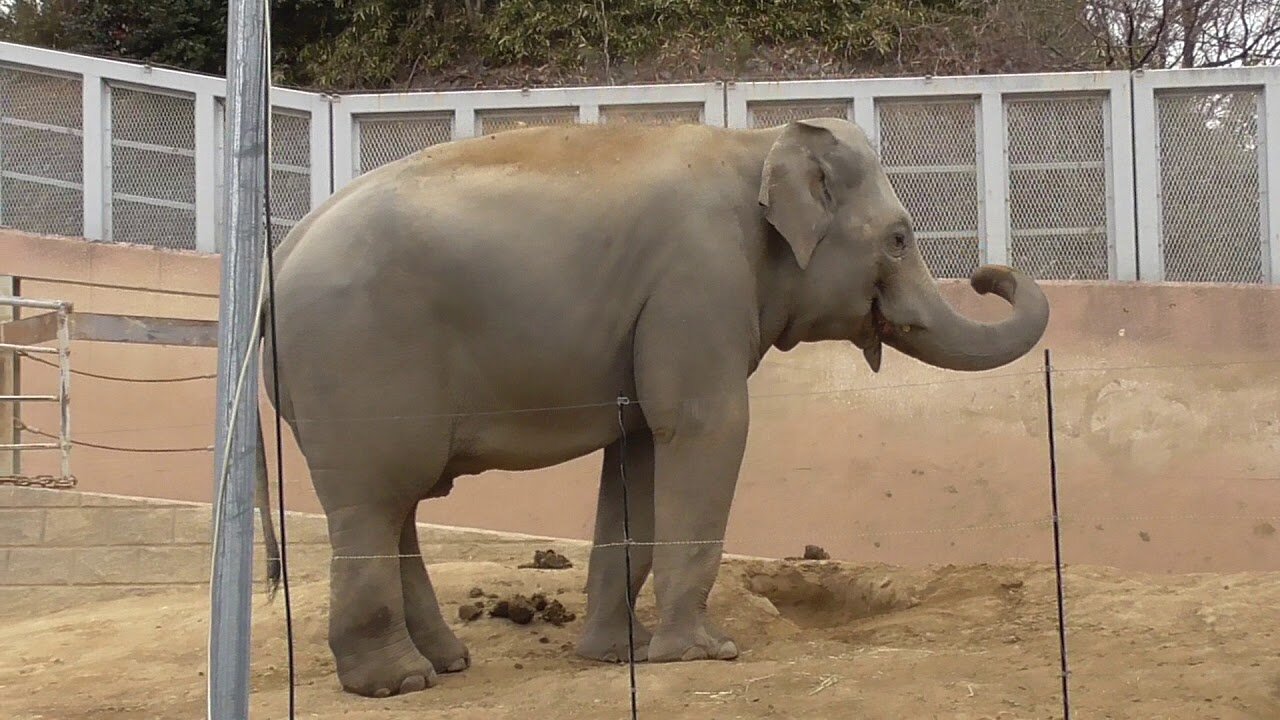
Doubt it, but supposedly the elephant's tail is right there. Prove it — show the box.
[256,386,283,602]
[256,301,282,602]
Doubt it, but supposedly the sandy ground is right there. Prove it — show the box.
[3,534,1279,720]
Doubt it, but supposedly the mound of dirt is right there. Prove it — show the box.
[742,563,919,628]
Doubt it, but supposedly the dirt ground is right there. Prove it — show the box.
[3,535,1279,720]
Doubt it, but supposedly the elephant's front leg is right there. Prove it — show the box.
[643,392,749,663]
[577,431,656,663]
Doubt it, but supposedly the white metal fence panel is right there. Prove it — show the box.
[1134,66,1280,283]
[0,64,83,238]
[878,97,983,278]
[726,73,1136,281]
[0,43,332,253]
[1160,89,1262,283]
[212,95,331,249]
[1004,93,1113,280]
[108,84,199,250]
[355,113,454,176]
[332,83,724,188]
[3,40,1278,285]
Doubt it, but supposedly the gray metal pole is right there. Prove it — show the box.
[209,0,267,716]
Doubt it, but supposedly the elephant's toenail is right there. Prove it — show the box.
[681,647,710,661]
[446,657,468,673]
[373,688,391,698]
[399,675,427,694]
[717,641,739,660]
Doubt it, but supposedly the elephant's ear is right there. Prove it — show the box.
[758,120,836,270]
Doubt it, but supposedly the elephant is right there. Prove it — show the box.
[251,116,1050,698]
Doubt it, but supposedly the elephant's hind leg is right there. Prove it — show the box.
[577,432,656,663]
[325,496,437,697]
[400,510,471,674]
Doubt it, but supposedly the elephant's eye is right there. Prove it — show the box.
[892,233,906,249]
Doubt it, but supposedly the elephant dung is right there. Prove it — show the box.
[518,549,574,570]
[540,599,576,626]
[480,592,577,627]
[458,603,484,622]
[490,595,537,625]
[785,544,831,561]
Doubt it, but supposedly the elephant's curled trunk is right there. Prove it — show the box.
[879,264,1050,372]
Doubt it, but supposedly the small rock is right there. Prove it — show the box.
[458,604,483,622]
[1139,530,1151,542]
[468,587,485,598]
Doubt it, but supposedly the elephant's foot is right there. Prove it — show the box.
[411,626,472,674]
[647,620,738,663]
[575,621,653,663]
[335,639,438,698]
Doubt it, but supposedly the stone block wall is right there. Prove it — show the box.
[0,485,332,587]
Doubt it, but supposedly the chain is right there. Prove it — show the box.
[0,474,78,489]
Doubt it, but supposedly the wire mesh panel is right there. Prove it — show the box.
[109,85,197,250]
[1156,90,1263,283]
[1005,95,1111,280]
[475,107,578,135]
[269,109,311,239]
[877,98,981,278]
[746,100,848,129]
[599,103,703,125]
[0,66,84,237]
[357,113,454,175]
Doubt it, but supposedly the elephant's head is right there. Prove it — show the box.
[758,117,1049,372]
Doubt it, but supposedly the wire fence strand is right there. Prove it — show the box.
[20,352,217,383]
[17,420,214,454]
[323,511,1280,562]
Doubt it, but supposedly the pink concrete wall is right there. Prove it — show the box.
[4,229,1278,574]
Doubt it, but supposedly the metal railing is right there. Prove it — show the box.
[0,295,73,488]
[2,41,1278,284]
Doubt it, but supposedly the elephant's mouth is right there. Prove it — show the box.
[862,297,922,373]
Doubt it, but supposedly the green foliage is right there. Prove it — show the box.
[473,0,966,71]
[2,0,986,90]
[1,0,227,73]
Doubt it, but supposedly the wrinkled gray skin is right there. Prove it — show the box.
[252,117,1050,698]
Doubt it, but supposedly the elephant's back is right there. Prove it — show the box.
[399,121,722,179]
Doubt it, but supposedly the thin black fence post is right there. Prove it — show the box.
[616,396,640,720]
[1043,348,1072,720]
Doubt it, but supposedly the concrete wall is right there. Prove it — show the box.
[4,228,1278,575]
